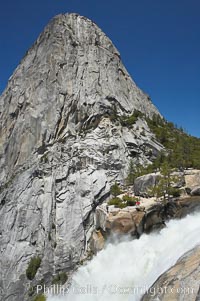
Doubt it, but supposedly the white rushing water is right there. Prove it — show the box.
[47,212,200,301]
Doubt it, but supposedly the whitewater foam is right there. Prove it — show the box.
[47,211,200,301]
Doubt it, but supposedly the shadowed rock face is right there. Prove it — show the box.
[0,13,162,300]
[142,246,200,301]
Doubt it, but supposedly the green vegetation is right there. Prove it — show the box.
[26,256,41,280]
[170,188,181,197]
[99,105,200,171]
[148,162,181,203]
[110,182,122,197]
[120,114,137,127]
[108,195,137,208]
[112,109,200,172]
[126,159,160,184]
[28,280,44,297]
[28,286,35,297]
[148,180,181,202]
[52,272,68,285]
[120,110,144,127]
[125,112,200,187]
[122,194,137,206]
[110,110,200,204]
[33,294,46,301]
[126,159,150,185]
[146,114,200,169]
[109,108,145,127]
[108,197,124,208]
[109,183,138,207]
[126,160,136,185]
[126,156,182,203]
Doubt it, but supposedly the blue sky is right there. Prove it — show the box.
[0,0,200,137]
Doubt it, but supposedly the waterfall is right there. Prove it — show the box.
[47,211,200,301]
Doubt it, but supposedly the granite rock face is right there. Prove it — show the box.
[95,204,145,237]
[134,172,161,196]
[134,170,188,197]
[191,187,200,196]
[142,246,200,301]
[0,13,163,300]
[184,169,200,189]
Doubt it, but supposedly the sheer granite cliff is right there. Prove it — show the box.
[0,13,163,300]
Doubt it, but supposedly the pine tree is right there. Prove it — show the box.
[126,159,135,185]
[110,182,122,197]
[148,162,180,203]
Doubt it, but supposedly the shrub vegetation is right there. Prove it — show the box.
[26,256,41,280]
[33,294,46,301]
[52,272,68,285]
[108,195,137,208]
[110,182,122,197]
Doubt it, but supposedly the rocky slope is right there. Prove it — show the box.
[142,246,200,301]
[0,13,163,300]
[134,169,200,197]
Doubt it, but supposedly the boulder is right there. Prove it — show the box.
[185,187,192,195]
[131,210,145,236]
[90,230,105,254]
[171,171,185,188]
[175,196,200,218]
[95,205,109,232]
[184,169,200,189]
[144,206,165,233]
[134,173,160,196]
[191,186,200,196]
[106,211,136,235]
[95,205,146,237]
[142,246,200,301]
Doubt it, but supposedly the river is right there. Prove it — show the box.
[47,211,200,301]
